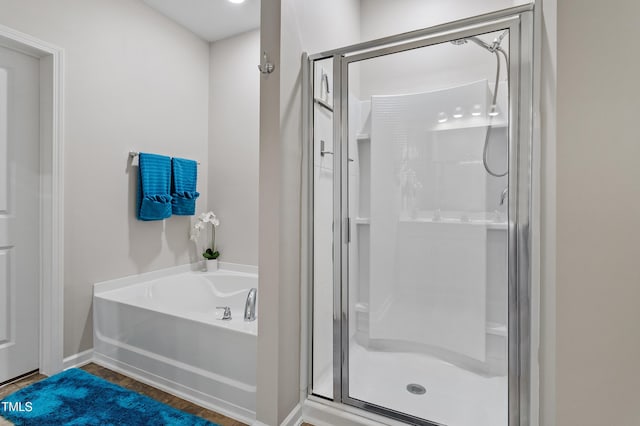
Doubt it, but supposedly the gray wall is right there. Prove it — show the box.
[256,0,283,423]
[556,1,640,424]
[256,0,361,424]
[208,30,260,266]
[360,0,530,41]
[0,0,210,356]
[539,0,556,424]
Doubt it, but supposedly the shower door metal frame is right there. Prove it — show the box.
[304,4,535,426]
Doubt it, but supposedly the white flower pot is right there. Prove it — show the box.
[205,259,218,272]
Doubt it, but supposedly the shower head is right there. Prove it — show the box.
[450,30,508,54]
[450,36,492,52]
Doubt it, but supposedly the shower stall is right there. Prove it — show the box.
[303,5,534,426]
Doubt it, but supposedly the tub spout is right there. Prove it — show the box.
[499,186,508,206]
[244,288,257,322]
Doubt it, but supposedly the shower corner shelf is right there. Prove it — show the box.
[487,222,508,231]
[353,217,370,225]
[356,133,370,141]
[355,302,369,313]
[432,120,508,132]
[396,217,507,229]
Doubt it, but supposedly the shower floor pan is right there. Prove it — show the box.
[315,340,507,426]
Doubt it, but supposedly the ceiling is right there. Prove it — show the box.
[143,0,260,42]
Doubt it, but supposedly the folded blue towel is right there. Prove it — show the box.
[171,157,200,215]
[137,153,172,221]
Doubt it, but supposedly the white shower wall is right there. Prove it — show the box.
[367,83,491,362]
[349,78,508,372]
[342,27,512,374]
[315,80,509,390]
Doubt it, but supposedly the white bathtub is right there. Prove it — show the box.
[93,265,258,423]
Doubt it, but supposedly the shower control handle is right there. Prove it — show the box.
[320,140,333,156]
[320,140,354,162]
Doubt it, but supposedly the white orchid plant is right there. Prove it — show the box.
[190,211,220,260]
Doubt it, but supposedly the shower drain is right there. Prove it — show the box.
[406,383,426,395]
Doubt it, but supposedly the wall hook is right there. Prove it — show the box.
[258,51,275,74]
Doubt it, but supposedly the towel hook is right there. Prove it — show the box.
[258,51,275,74]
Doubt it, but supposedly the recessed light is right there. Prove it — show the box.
[228,0,245,3]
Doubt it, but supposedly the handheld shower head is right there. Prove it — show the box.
[491,30,509,51]
[450,38,468,46]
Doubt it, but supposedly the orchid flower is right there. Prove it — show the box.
[191,211,221,259]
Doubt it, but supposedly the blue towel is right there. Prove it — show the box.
[137,153,172,221]
[171,157,200,215]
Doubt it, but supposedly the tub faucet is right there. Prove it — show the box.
[244,288,257,322]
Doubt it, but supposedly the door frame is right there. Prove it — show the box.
[0,24,65,377]
[302,3,536,426]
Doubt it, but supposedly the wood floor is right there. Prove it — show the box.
[0,364,317,426]
[0,372,48,426]
[0,363,247,426]
[0,372,48,400]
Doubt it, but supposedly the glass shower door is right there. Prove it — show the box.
[341,26,515,426]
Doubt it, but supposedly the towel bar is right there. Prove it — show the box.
[129,151,201,165]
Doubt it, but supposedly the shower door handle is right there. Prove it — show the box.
[320,140,354,162]
[346,217,351,243]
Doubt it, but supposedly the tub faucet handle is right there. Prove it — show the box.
[216,306,232,320]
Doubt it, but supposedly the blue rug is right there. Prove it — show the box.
[0,368,218,425]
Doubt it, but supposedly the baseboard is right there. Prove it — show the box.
[250,403,302,426]
[62,349,94,370]
[63,350,399,426]
[93,352,255,425]
[281,403,303,426]
[61,349,256,424]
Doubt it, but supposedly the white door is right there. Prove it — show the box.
[0,45,40,383]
